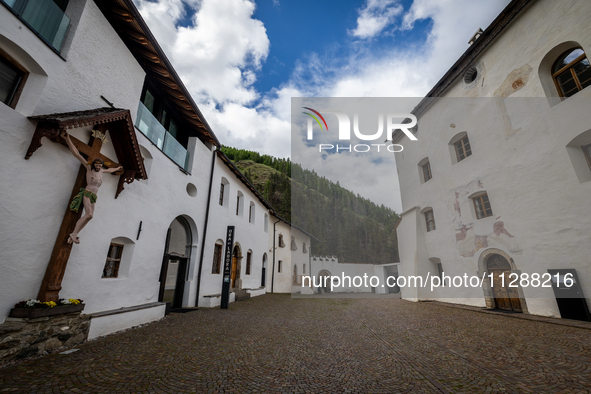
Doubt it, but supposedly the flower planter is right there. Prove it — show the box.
[9,304,85,318]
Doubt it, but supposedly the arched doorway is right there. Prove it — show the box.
[231,244,242,289]
[159,216,192,310]
[487,254,522,312]
[261,253,267,287]
[318,270,331,294]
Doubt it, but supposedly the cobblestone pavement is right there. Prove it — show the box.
[2,294,591,393]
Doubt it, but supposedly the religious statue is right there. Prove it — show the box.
[61,130,123,244]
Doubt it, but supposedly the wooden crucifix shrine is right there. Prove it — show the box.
[25,108,147,302]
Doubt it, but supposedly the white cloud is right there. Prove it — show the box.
[133,0,269,105]
[132,0,512,210]
[350,0,403,39]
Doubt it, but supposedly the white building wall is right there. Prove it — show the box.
[0,1,222,334]
[197,158,269,306]
[394,0,591,317]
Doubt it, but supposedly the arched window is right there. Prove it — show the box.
[293,264,299,285]
[290,235,298,251]
[448,132,472,164]
[219,178,229,207]
[552,48,591,98]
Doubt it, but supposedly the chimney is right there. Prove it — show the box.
[468,28,483,45]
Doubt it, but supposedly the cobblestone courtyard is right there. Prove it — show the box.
[1,294,591,393]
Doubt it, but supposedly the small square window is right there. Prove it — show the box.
[437,263,444,283]
[219,183,225,206]
[212,244,222,274]
[424,210,436,232]
[102,243,123,278]
[473,193,493,219]
[583,143,591,171]
[422,161,432,182]
[246,252,252,275]
[0,50,27,109]
[454,136,472,162]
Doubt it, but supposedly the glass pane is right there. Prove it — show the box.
[0,57,21,105]
[556,72,577,97]
[20,0,70,51]
[163,259,180,304]
[136,101,165,149]
[160,109,169,127]
[163,131,188,169]
[553,49,584,73]
[142,90,156,114]
[168,119,178,139]
[574,59,591,90]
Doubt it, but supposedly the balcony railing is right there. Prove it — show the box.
[136,102,190,171]
[3,0,70,52]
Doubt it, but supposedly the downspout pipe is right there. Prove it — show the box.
[195,148,217,306]
[271,218,281,293]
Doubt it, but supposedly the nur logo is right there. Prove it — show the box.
[302,107,418,153]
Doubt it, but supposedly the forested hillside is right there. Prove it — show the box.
[221,146,399,265]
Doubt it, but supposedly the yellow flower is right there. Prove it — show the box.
[68,299,80,305]
[44,301,57,308]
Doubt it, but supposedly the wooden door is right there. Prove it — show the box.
[487,254,522,313]
[231,255,237,288]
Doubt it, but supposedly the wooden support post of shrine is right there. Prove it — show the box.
[25,108,147,303]
[37,130,115,302]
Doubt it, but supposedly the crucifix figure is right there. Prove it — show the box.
[61,131,122,244]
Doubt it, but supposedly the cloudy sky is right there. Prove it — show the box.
[132,0,510,211]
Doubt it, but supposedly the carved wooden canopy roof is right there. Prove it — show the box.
[94,0,220,147]
[27,107,148,198]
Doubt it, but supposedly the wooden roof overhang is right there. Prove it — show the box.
[26,107,148,198]
[93,0,220,147]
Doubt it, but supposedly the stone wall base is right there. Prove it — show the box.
[0,312,90,365]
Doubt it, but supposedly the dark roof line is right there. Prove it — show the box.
[270,212,320,242]
[216,150,275,212]
[411,0,534,118]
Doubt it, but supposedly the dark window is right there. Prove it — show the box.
[236,195,240,215]
[553,48,591,98]
[212,244,222,274]
[278,260,282,273]
[0,51,26,108]
[437,263,444,281]
[249,204,254,223]
[303,243,308,253]
[303,263,306,274]
[454,136,472,162]
[291,236,298,251]
[102,243,123,278]
[278,234,285,248]
[424,210,436,232]
[583,143,591,171]
[219,183,225,206]
[246,252,252,275]
[422,161,432,182]
[473,193,493,219]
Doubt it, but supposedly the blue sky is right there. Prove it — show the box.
[132,0,511,209]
